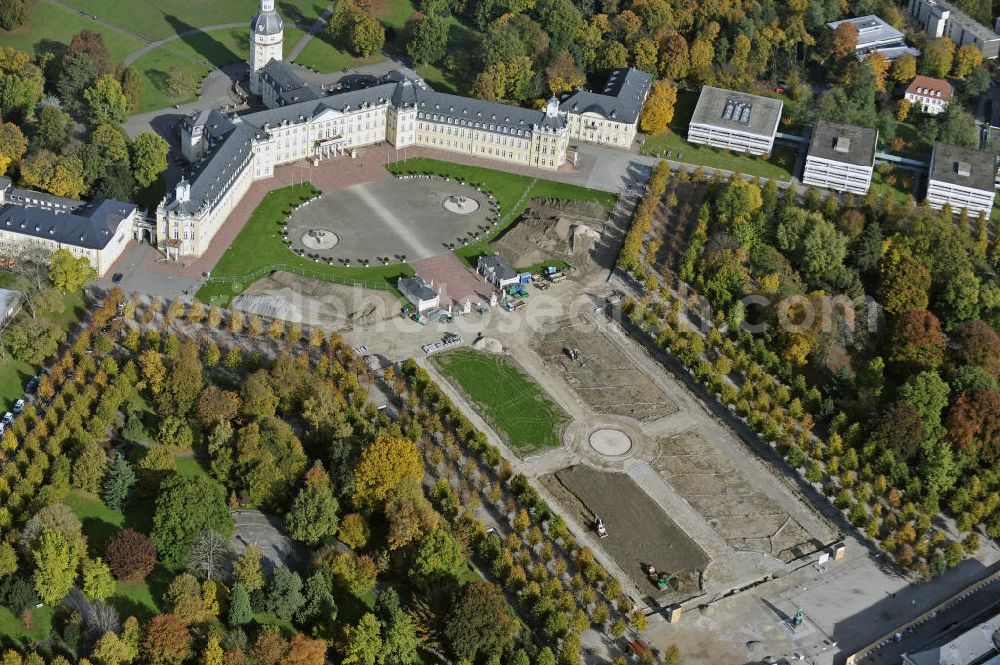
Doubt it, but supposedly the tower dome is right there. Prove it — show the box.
[251,0,283,36]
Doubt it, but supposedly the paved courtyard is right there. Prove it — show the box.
[285,178,497,264]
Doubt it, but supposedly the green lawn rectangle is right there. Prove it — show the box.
[0,0,144,62]
[640,130,796,181]
[434,350,568,455]
[195,183,413,306]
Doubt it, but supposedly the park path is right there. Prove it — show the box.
[122,22,247,66]
[286,1,336,62]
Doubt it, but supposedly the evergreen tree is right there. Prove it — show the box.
[295,571,337,627]
[228,583,253,626]
[103,454,136,510]
[267,566,305,620]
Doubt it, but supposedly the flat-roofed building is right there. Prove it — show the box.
[802,120,878,194]
[905,75,954,114]
[926,142,997,215]
[902,608,1000,665]
[687,86,783,156]
[907,0,1000,58]
[826,15,921,60]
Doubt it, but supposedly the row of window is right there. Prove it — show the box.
[416,112,529,137]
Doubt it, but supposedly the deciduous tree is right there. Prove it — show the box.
[82,557,116,600]
[84,75,130,126]
[444,581,516,661]
[888,310,946,371]
[32,528,80,604]
[19,150,85,198]
[639,79,677,134]
[143,614,192,665]
[352,436,423,508]
[105,528,157,581]
[152,475,234,570]
[407,14,448,64]
[132,132,169,188]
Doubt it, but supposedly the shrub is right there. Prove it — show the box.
[105,528,157,581]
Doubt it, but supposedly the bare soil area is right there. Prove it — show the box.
[490,199,614,271]
[531,318,678,421]
[651,432,823,562]
[542,465,708,599]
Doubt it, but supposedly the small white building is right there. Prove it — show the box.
[925,142,997,215]
[397,275,440,312]
[0,288,21,328]
[687,87,783,156]
[477,254,519,289]
[905,76,953,115]
[802,120,878,195]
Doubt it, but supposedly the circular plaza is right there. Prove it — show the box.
[283,177,499,265]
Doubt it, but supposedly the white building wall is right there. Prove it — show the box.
[926,179,996,214]
[687,123,776,155]
[565,112,636,148]
[904,92,949,114]
[0,210,134,277]
[802,156,875,194]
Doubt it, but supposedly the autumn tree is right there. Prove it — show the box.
[19,150,85,198]
[143,614,192,665]
[545,50,585,95]
[338,513,370,549]
[952,43,982,78]
[341,613,382,665]
[922,38,955,78]
[286,464,339,546]
[84,75,131,126]
[82,557,116,600]
[165,65,197,101]
[880,250,931,316]
[69,30,113,75]
[132,132,169,188]
[195,386,240,430]
[352,436,423,509]
[827,22,858,59]
[890,54,917,82]
[0,0,33,29]
[281,634,326,665]
[233,545,265,592]
[948,320,1000,378]
[888,310,946,372]
[945,390,1000,461]
[105,528,158,581]
[32,529,80,604]
[0,121,27,175]
[639,79,677,134]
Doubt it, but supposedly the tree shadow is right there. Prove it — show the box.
[81,516,121,552]
[147,69,172,95]
[162,13,241,69]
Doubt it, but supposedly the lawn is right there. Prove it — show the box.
[639,87,796,181]
[195,183,413,306]
[61,0,327,40]
[386,157,617,265]
[132,27,250,112]
[292,0,416,73]
[0,0,144,62]
[0,605,54,643]
[870,167,917,204]
[434,349,568,455]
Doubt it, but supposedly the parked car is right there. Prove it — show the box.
[2,412,12,426]
[25,376,39,393]
[13,399,25,413]
[111,273,123,283]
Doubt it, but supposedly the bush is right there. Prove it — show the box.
[105,528,158,581]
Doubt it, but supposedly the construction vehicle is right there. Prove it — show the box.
[655,572,676,590]
[565,347,581,361]
[595,516,608,538]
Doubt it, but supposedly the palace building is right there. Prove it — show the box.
[156,0,649,260]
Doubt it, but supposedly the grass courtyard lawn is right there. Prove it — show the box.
[386,157,617,264]
[196,184,413,306]
[640,130,796,181]
[0,0,144,62]
[64,0,326,40]
[870,167,916,205]
[0,605,54,642]
[132,27,250,112]
[434,349,568,455]
[293,35,381,73]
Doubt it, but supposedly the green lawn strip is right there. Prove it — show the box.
[0,605,54,641]
[282,27,308,59]
[174,455,211,478]
[133,27,250,113]
[386,158,616,266]
[63,0,324,41]
[293,34,381,73]
[434,349,568,455]
[0,0,144,62]
[870,168,916,205]
[254,613,299,638]
[640,130,796,181]
[196,183,413,306]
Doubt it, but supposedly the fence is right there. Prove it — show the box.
[202,262,397,294]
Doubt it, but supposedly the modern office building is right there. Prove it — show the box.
[560,68,653,149]
[905,75,954,114]
[907,0,1000,58]
[0,176,137,276]
[687,86,783,155]
[925,142,997,215]
[802,121,879,194]
[826,15,921,60]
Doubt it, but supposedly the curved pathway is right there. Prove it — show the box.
[123,22,247,66]
[286,2,335,62]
